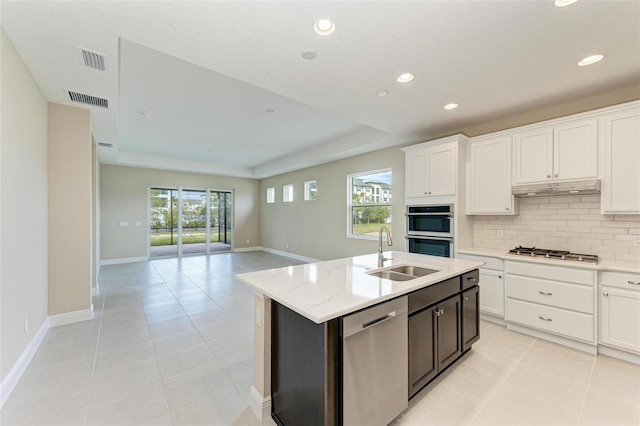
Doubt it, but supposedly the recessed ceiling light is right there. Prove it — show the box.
[396,73,414,83]
[301,50,318,60]
[444,103,459,110]
[377,90,389,97]
[266,108,275,113]
[314,18,335,36]
[555,0,579,7]
[578,54,605,66]
[137,111,151,118]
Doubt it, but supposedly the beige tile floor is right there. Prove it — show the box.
[2,251,639,425]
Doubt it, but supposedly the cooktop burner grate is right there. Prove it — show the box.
[507,246,599,264]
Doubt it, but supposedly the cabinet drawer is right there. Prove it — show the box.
[599,271,640,291]
[506,275,594,314]
[408,277,459,315]
[456,253,503,271]
[461,270,479,290]
[506,298,594,343]
[505,261,595,286]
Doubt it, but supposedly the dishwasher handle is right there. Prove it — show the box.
[362,311,396,329]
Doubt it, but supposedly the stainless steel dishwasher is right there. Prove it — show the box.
[342,296,408,426]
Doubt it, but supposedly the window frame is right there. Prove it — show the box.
[266,187,275,204]
[304,180,317,201]
[347,168,392,240]
[283,184,294,203]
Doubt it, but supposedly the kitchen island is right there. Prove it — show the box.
[237,251,483,425]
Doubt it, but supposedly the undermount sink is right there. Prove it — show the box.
[366,265,439,281]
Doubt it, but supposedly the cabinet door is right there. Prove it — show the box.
[553,119,598,181]
[436,295,462,371]
[513,127,553,184]
[405,150,428,198]
[427,144,456,196]
[461,286,480,352]
[467,137,514,214]
[408,308,437,396]
[479,269,505,317]
[601,107,640,214]
[600,286,640,354]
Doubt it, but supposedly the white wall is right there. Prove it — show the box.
[260,146,405,261]
[473,195,640,262]
[0,30,49,383]
[100,164,261,261]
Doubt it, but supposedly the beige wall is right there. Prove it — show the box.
[0,30,49,382]
[100,165,261,260]
[260,146,406,261]
[92,142,100,291]
[47,103,92,316]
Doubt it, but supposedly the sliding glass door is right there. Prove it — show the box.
[149,187,233,258]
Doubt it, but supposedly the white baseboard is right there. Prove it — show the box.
[259,247,320,263]
[598,345,640,365]
[480,312,506,326]
[506,322,597,354]
[99,256,147,266]
[249,385,272,420]
[0,319,48,409]
[233,246,263,253]
[48,305,94,327]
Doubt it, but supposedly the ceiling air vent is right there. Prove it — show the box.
[79,47,107,71]
[68,91,109,108]
[97,142,113,148]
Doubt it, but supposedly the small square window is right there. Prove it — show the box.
[266,187,275,204]
[304,180,317,201]
[283,184,294,203]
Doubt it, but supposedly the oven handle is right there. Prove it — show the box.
[405,212,453,217]
[405,235,454,242]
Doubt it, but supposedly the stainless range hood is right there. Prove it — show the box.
[512,179,601,197]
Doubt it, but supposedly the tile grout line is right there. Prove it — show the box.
[575,354,597,426]
[83,274,108,426]
[465,335,538,426]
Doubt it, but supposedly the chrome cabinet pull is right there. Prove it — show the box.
[628,281,640,286]
[555,173,559,177]
[547,174,551,178]
[538,316,552,322]
[467,276,478,282]
[506,207,510,211]
[498,275,503,279]
[538,290,553,296]
[463,296,469,302]
[603,292,609,296]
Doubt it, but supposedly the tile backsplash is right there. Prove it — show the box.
[473,195,640,262]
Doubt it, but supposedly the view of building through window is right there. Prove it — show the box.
[348,169,392,238]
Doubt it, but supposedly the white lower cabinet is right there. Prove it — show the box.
[456,253,504,318]
[599,271,640,354]
[505,261,596,345]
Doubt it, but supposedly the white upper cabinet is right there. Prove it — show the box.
[467,136,516,215]
[513,119,598,185]
[601,103,640,214]
[404,139,458,200]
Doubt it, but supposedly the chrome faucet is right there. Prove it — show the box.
[378,226,393,267]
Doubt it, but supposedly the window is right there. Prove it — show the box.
[266,187,275,204]
[283,184,294,203]
[304,180,317,201]
[348,169,392,239]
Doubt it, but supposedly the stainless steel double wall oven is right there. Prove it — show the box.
[405,205,454,257]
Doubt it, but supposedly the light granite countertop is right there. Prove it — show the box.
[236,251,483,324]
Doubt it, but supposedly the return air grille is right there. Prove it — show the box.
[97,142,113,148]
[79,47,107,71]
[68,91,109,108]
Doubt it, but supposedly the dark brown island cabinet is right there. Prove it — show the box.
[271,269,480,426]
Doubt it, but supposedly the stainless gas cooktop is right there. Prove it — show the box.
[507,246,599,264]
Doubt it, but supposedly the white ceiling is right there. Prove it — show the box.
[2,1,639,178]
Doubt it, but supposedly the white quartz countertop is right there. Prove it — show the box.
[457,247,639,274]
[236,251,483,324]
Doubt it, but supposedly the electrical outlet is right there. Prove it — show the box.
[246,239,250,244]
[497,230,504,238]
[24,318,29,333]
[285,243,289,249]
[633,235,640,247]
